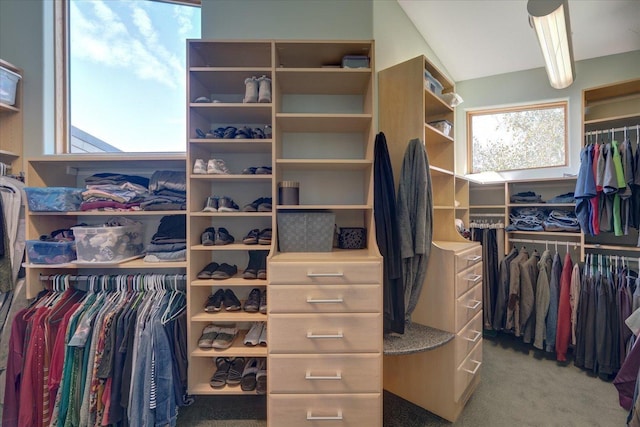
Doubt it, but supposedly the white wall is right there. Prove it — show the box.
[455,50,640,180]
[201,0,372,39]
[0,0,54,161]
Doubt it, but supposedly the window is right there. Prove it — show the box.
[56,0,201,153]
[467,101,568,174]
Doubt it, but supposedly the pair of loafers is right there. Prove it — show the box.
[201,227,235,246]
[197,262,238,280]
[242,197,272,212]
[242,228,271,245]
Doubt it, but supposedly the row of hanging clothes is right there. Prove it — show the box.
[489,240,584,362]
[575,125,640,244]
[2,273,189,427]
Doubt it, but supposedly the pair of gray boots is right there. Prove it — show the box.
[243,75,271,103]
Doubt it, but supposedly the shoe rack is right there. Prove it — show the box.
[186,40,273,394]
[186,39,382,421]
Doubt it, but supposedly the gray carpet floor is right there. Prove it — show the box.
[176,334,629,426]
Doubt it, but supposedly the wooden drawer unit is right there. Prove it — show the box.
[269,313,382,354]
[454,245,482,272]
[454,339,482,402]
[268,394,381,427]
[269,284,381,313]
[269,261,381,285]
[269,354,380,394]
[455,262,483,298]
[454,310,482,367]
[455,283,483,332]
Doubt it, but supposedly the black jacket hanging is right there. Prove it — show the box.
[374,132,405,334]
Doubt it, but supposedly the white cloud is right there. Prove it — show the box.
[70,0,188,89]
[173,5,194,36]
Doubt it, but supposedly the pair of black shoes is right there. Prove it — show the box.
[197,262,238,280]
[204,288,241,312]
[242,228,271,245]
[243,251,268,280]
[201,227,235,246]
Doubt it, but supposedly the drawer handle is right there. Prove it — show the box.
[464,274,482,283]
[464,299,482,310]
[305,371,342,380]
[307,331,344,339]
[465,255,482,262]
[461,359,482,375]
[307,272,344,277]
[306,297,344,304]
[307,410,343,421]
[462,330,482,343]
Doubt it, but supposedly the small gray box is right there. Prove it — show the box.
[278,211,335,252]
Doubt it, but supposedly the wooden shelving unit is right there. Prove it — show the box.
[0,59,23,175]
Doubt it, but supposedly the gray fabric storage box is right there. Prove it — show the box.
[278,211,335,252]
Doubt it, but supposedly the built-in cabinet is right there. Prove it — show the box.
[186,39,382,424]
[0,59,23,175]
[24,154,187,299]
[378,55,482,422]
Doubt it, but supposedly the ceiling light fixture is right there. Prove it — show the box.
[527,0,575,89]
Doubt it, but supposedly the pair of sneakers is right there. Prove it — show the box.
[203,196,240,212]
[193,158,230,175]
[201,227,235,246]
[197,323,238,349]
[243,287,267,313]
[244,322,267,346]
[243,75,271,103]
[204,288,241,311]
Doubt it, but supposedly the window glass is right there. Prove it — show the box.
[69,0,201,153]
[468,102,567,174]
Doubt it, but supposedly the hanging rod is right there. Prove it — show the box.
[584,125,639,137]
[469,213,505,217]
[509,237,579,248]
[39,273,187,292]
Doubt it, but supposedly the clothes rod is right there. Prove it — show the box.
[585,125,639,136]
[509,238,579,248]
[469,213,505,217]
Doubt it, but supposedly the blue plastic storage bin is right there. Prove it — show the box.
[26,240,76,264]
[24,187,84,212]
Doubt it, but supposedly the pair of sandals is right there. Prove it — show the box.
[210,357,246,389]
[210,357,266,391]
[242,197,272,212]
[195,126,265,140]
[242,228,271,245]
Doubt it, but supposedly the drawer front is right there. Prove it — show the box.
[269,313,382,353]
[269,284,381,313]
[454,340,482,402]
[268,394,381,427]
[454,310,483,367]
[455,284,483,332]
[456,262,483,298]
[269,354,380,394]
[455,245,482,272]
[269,261,381,285]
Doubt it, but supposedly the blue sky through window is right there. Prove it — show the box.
[70,0,201,152]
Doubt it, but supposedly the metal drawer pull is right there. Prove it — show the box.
[461,359,482,375]
[305,371,342,380]
[464,274,482,283]
[464,255,482,262]
[307,331,344,339]
[464,299,482,310]
[462,330,482,343]
[306,297,344,304]
[307,410,343,421]
[307,272,344,277]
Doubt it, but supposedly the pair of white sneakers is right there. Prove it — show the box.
[194,158,230,175]
[244,321,267,346]
[243,75,271,103]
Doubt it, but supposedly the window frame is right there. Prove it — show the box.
[466,100,569,174]
[54,0,201,154]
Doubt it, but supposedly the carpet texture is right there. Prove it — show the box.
[177,334,628,426]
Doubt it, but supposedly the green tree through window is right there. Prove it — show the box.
[468,102,567,173]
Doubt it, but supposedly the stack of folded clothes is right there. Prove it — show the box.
[81,173,150,211]
[141,170,187,211]
[144,215,187,262]
[543,209,580,232]
[510,191,543,203]
[506,207,579,232]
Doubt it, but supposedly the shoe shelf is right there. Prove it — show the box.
[190,174,272,181]
[191,278,267,287]
[191,244,271,251]
[191,330,267,358]
[188,139,273,154]
[191,212,272,218]
[190,104,272,125]
[192,310,266,323]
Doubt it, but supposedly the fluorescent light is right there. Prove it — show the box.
[527,0,575,89]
